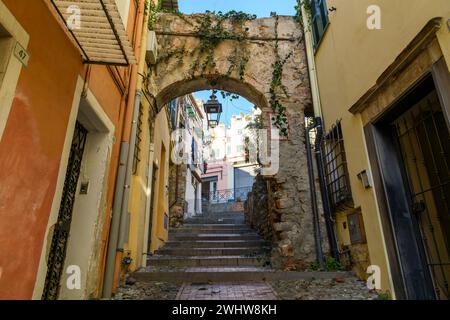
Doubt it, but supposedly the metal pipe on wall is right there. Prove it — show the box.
[118,91,143,248]
[102,0,146,298]
[102,142,129,298]
[306,122,325,270]
[301,3,340,263]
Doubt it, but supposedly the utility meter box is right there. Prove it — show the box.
[146,30,158,64]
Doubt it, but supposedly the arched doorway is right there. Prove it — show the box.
[149,12,325,267]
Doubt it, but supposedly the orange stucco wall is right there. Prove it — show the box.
[0,0,137,299]
[0,0,83,299]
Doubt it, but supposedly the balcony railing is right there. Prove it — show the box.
[203,187,253,203]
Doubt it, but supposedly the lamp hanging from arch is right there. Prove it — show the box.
[203,93,223,129]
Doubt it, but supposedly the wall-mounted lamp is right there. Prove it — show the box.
[447,18,450,31]
[357,170,372,189]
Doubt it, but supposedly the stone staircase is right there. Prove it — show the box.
[141,211,274,282]
[134,210,355,284]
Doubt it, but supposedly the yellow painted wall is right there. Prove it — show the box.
[312,0,450,297]
[126,98,152,271]
[149,107,171,253]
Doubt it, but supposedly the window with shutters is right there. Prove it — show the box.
[311,0,329,48]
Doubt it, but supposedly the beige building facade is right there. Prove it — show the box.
[304,0,450,299]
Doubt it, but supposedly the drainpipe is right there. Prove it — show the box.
[102,0,146,298]
[118,91,142,247]
[306,123,325,270]
[301,4,340,262]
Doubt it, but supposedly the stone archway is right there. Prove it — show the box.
[149,13,326,268]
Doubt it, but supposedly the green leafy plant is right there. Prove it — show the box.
[189,11,252,76]
[309,260,321,271]
[295,0,313,29]
[152,9,292,136]
[325,256,344,271]
[309,257,344,271]
[377,292,392,300]
[147,0,184,30]
[269,14,291,137]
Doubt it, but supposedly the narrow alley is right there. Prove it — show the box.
[113,205,377,300]
[0,0,449,306]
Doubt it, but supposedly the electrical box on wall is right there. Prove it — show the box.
[146,31,158,64]
[347,210,367,245]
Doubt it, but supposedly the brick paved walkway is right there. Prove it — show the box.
[176,282,278,300]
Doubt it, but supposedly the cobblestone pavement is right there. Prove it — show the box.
[176,282,278,300]
[113,276,379,300]
[113,281,181,300]
[270,278,379,300]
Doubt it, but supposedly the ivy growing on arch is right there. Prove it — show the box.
[150,8,297,137]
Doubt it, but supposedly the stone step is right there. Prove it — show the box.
[189,212,244,216]
[182,224,250,229]
[169,234,261,241]
[171,228,254,234]
[156,247,269,256]
[133,270,355,283]
[164,239,269,249]
[163,240,269,248]
[185,217,244,222]
[147,255,269,267]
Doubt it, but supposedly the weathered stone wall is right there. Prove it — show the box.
[205,202,245,214]
[244,175,272,241]
[341,243,371,280]
[169,163,187,228]
[153,13,318,268]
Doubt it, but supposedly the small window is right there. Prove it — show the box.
[310,0,329,48]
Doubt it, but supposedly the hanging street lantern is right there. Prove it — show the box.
[203,93,223,129]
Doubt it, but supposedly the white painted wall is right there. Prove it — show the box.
[114,0,131,29]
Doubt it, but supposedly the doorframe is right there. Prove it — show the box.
[0,0,30,142]
[32,76,84,299]
[32,78,115,299]
[364,59,450,299]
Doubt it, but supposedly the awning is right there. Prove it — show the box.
[50,0,137,66]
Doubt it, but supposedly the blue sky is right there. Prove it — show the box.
[178,1,297,125]
[179,0,297,18]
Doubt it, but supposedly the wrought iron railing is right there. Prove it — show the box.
[203,187,253,203]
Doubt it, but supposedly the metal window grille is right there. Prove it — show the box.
[132,104,144,175]
[322,120,353,210]
[393,89,450,300]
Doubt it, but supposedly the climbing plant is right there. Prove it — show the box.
[189,11,254,79]
[295,0,313,29]
[152,9,296,136]
[269,14,292,137]
[147,0,186,30]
